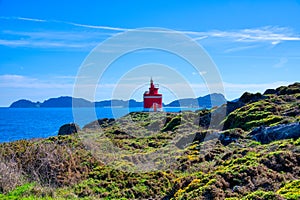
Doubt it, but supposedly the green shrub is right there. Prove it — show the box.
[162,116,181,132]
[277,180,300,200]
[242,190,282,200]
[0,183,35,200]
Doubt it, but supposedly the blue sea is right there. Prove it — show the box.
[0,107,197,143]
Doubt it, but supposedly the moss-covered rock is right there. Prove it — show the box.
[223,95,299,131]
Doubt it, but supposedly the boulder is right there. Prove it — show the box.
[58,123,81,135]
[249,122,300,144]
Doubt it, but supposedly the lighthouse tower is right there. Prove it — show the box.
[143,78,162,111]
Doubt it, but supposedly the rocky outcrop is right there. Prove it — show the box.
[83,118,115,130]
[263,89,277,95]
[239,92,267,104]
[249,122,300,144]
[263,82,300,96]
[276,82,300,95]
[58,123,81,135]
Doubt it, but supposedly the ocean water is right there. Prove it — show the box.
[0,107,196,143]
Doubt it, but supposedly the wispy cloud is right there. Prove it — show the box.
[16,17,47,22]
[66,22,129,31]
[0,74,73,89]
[0,17,120,49]
[192,26,300,45]
[0,16,127,32]
[224,44,260,53]
[191,35,208,41]
[0,74,121,90]
[3,30,111,40]
[208,26,300,43]
[0,29,107,48]
[0,39,95,48]
[0,16,47,22]
[1,16,300,50]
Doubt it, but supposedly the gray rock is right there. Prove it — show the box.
[58,123,81,135]
[249,122,300,144]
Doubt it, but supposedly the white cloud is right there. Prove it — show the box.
[224,45,260,53]
[192,26,300,45]
[66,22,129,31]
[0,39,29,47]
[3,30,111,40]
[0,29,106,49]
[16,17,47,22]
[192,35,208,41]
[0,74,73,89]
[271,41,281,45]
[1,16,299,49]
[0,39,95,48]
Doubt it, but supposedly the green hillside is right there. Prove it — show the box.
[0,83,299,199]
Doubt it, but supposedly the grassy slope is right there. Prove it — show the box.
[0,83,299,199]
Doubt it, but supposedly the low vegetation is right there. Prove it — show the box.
[0,83,299,199]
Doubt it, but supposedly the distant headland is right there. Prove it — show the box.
[9,93,227,108]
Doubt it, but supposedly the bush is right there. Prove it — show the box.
[0,136,99,189]
[277,180,300,200]
[0,158,25,193]
[162,116,181,132]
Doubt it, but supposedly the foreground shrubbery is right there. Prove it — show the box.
[1,137,299,199]
[0,83,299,199]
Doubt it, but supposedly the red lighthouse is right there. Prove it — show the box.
[143,78,162,111]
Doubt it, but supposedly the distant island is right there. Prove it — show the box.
[9,93,227,108]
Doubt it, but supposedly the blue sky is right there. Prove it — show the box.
[0,0,300,106]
